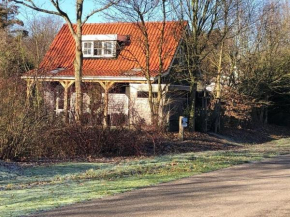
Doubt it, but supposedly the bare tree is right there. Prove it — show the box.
[171,0,220,131]
[110,0,171,127]
[12,0,118,123]
[24,14,63,67]
[210,0,237,132]
[237,0,290,125]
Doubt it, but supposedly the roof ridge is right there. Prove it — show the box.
[63,20,184,26]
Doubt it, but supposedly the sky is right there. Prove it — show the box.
[17,0,107,25]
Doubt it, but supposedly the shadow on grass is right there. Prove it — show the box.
[218,125,290,144]
[31,154,290,217]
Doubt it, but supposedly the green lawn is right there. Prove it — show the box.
[1,138,290,217]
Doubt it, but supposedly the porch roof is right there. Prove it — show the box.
[22,68,155,83]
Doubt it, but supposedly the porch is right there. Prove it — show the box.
[25,77,189,128]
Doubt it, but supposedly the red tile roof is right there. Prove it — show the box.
[27,21,184,80]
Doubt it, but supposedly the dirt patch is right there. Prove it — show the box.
[156,131,238,155]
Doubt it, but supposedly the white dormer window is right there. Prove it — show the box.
[82,41,115,58]
[82,34,129,58]
[104,42,113,55]
[83,42,92,55]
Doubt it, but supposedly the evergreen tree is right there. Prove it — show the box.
[0,0,22,30]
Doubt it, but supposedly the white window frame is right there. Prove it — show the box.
[82,42,92,56]
[82,41,115,58]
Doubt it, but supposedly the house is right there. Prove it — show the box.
[22,21,189,128]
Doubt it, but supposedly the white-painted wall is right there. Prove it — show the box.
[129,84,169,125]
[70,92,91,114]
[44,90,55,110]
[44,83,188,127]
[108,93,129,115]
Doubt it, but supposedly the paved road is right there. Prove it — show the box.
[36,155,290,217]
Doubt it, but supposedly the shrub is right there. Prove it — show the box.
[0,77,52,160]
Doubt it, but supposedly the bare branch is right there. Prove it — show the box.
[48,0,76,36]
[13,0,76,36]
[13,0,61,16]
[82,0,119,25]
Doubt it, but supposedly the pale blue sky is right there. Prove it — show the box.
[18,0,107,25]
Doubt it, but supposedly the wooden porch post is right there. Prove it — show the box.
[26,79,34,99]
[99,81,115,127]
[26,79,35,106]
[60,80,75,123]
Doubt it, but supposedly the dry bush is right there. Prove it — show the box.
[41,126,148,158]
[0,78,167,161]
[208,87,260,129]
[39,112,166,159]
[0,77,52,160]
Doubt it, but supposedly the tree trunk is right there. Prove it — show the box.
[214,98,221,133]
[260,106,264,124]
[147,80,156,126]
[201,86,208,132]
[187,55,200,132]
[214,40,224,133]
[73,35,83,123]
[143,29,155,126]
[265,106,268,124]
[74,1,83,123]
[188,81,197,132]
[156,75,162,128]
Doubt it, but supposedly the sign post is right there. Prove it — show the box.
[179,116,188,141]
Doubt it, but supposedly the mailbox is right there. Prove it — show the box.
[182,117,188,127]
[179,116,187,141]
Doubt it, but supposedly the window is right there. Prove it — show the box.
[110,85,126,94]
[94,41,102,56]
[104,42,113,55]
[82,41,115,58]
[83,42,92,55]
